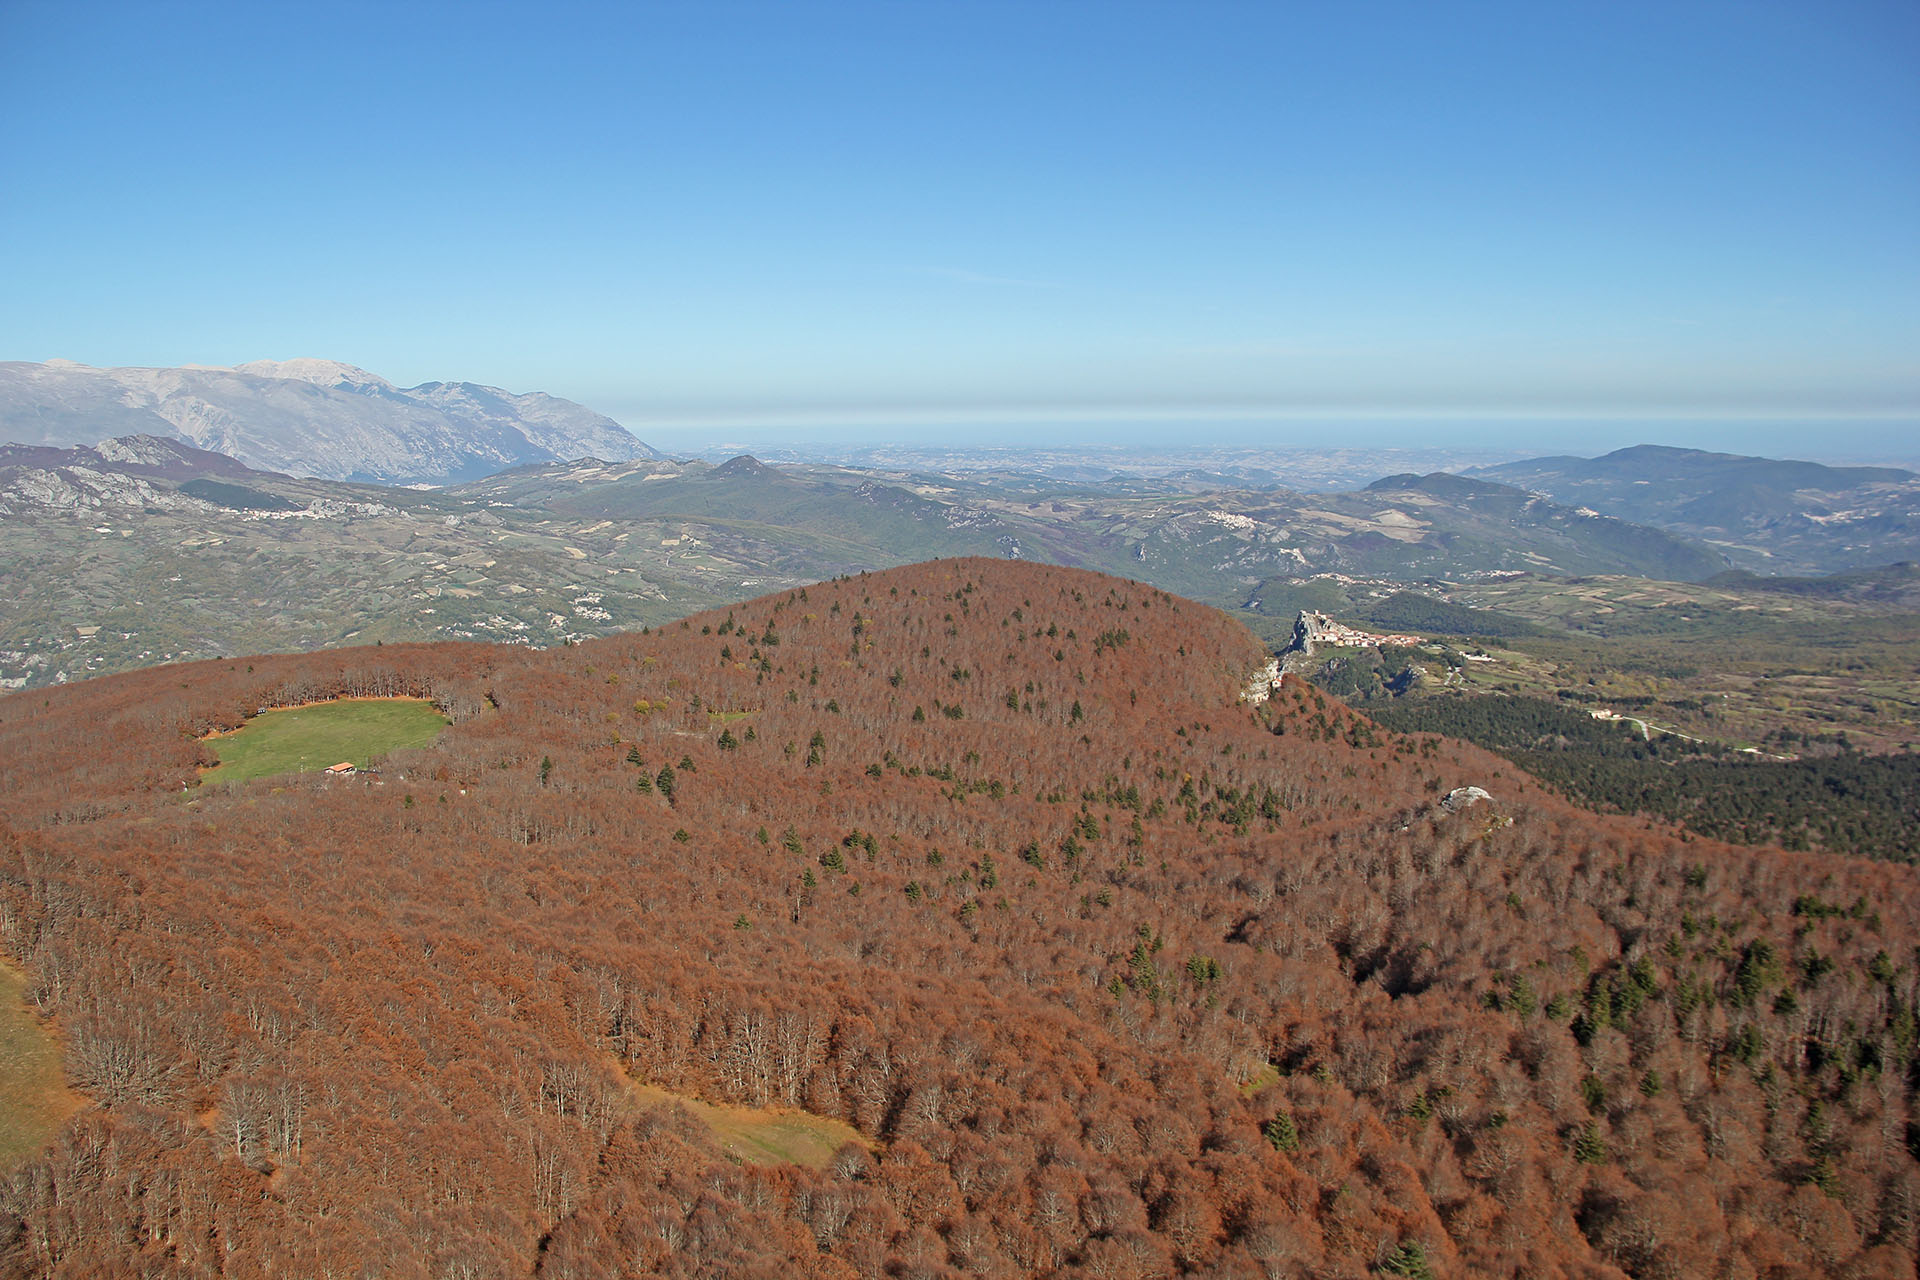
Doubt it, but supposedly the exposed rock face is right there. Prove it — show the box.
[2,464,207,516]
[0,359,659,485]
[0,436,402,521]
[0,436,233,517]
[1284,610,1424,661]
[1441,785,1493,813]
[1239,657,1281,704]
[1291,610,1333,654]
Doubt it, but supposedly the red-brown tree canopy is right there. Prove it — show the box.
[0,558,1914,1278]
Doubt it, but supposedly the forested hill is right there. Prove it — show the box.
[1,559,1917,1277]
[1469,445,1920,574]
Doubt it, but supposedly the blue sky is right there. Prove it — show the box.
[2,1,1916,457]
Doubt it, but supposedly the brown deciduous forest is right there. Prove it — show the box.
[0,557,1915,1278]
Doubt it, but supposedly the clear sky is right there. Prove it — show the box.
[2,1,1916,457]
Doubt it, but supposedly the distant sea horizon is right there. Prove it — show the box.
[619,414,1920,473]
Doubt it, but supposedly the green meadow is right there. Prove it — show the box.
[200,697,449,784]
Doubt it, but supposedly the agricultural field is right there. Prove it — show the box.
[198,697,450,784]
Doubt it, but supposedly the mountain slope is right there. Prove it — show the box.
[468,454,1736,587]
[0,358,658,484]
[0,559,1913,1277]
[0,439,725,690]
[1480,443,1913,494]
[0,442,1755,691]
[1357,471,1729,581]
[0,435,295,518]
[1471,444,1920,573]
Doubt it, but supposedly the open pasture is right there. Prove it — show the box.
[200,697,449,784]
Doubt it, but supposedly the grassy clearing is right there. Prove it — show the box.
[626,1080,868,1168]
[0,962,83,1169]
[200,697,449,784]
[1238,1062,1282,1096]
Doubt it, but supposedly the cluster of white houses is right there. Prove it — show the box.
[1289,610,1424,654]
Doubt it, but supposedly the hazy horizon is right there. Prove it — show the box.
[9,353,1918,471]
[621,412,1920,470]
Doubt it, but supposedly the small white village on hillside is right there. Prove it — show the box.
[1289,610,1425,652]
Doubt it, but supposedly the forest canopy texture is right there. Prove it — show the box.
[0,558,1915,1278]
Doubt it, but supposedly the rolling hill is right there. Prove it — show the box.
[0,559,1913,1277]
[463,451,1735,592]
[0,441,1747,694]
[1471,445,1920,574]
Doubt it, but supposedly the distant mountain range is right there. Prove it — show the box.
[5,362,1908,578]
[0,437,1743,690]
[463,451,1734,589]
[0,358,658,485]
[1469,444,1920,574]
[10,395,1920,694]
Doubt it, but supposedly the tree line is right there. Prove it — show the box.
[1367,694,1920,862]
